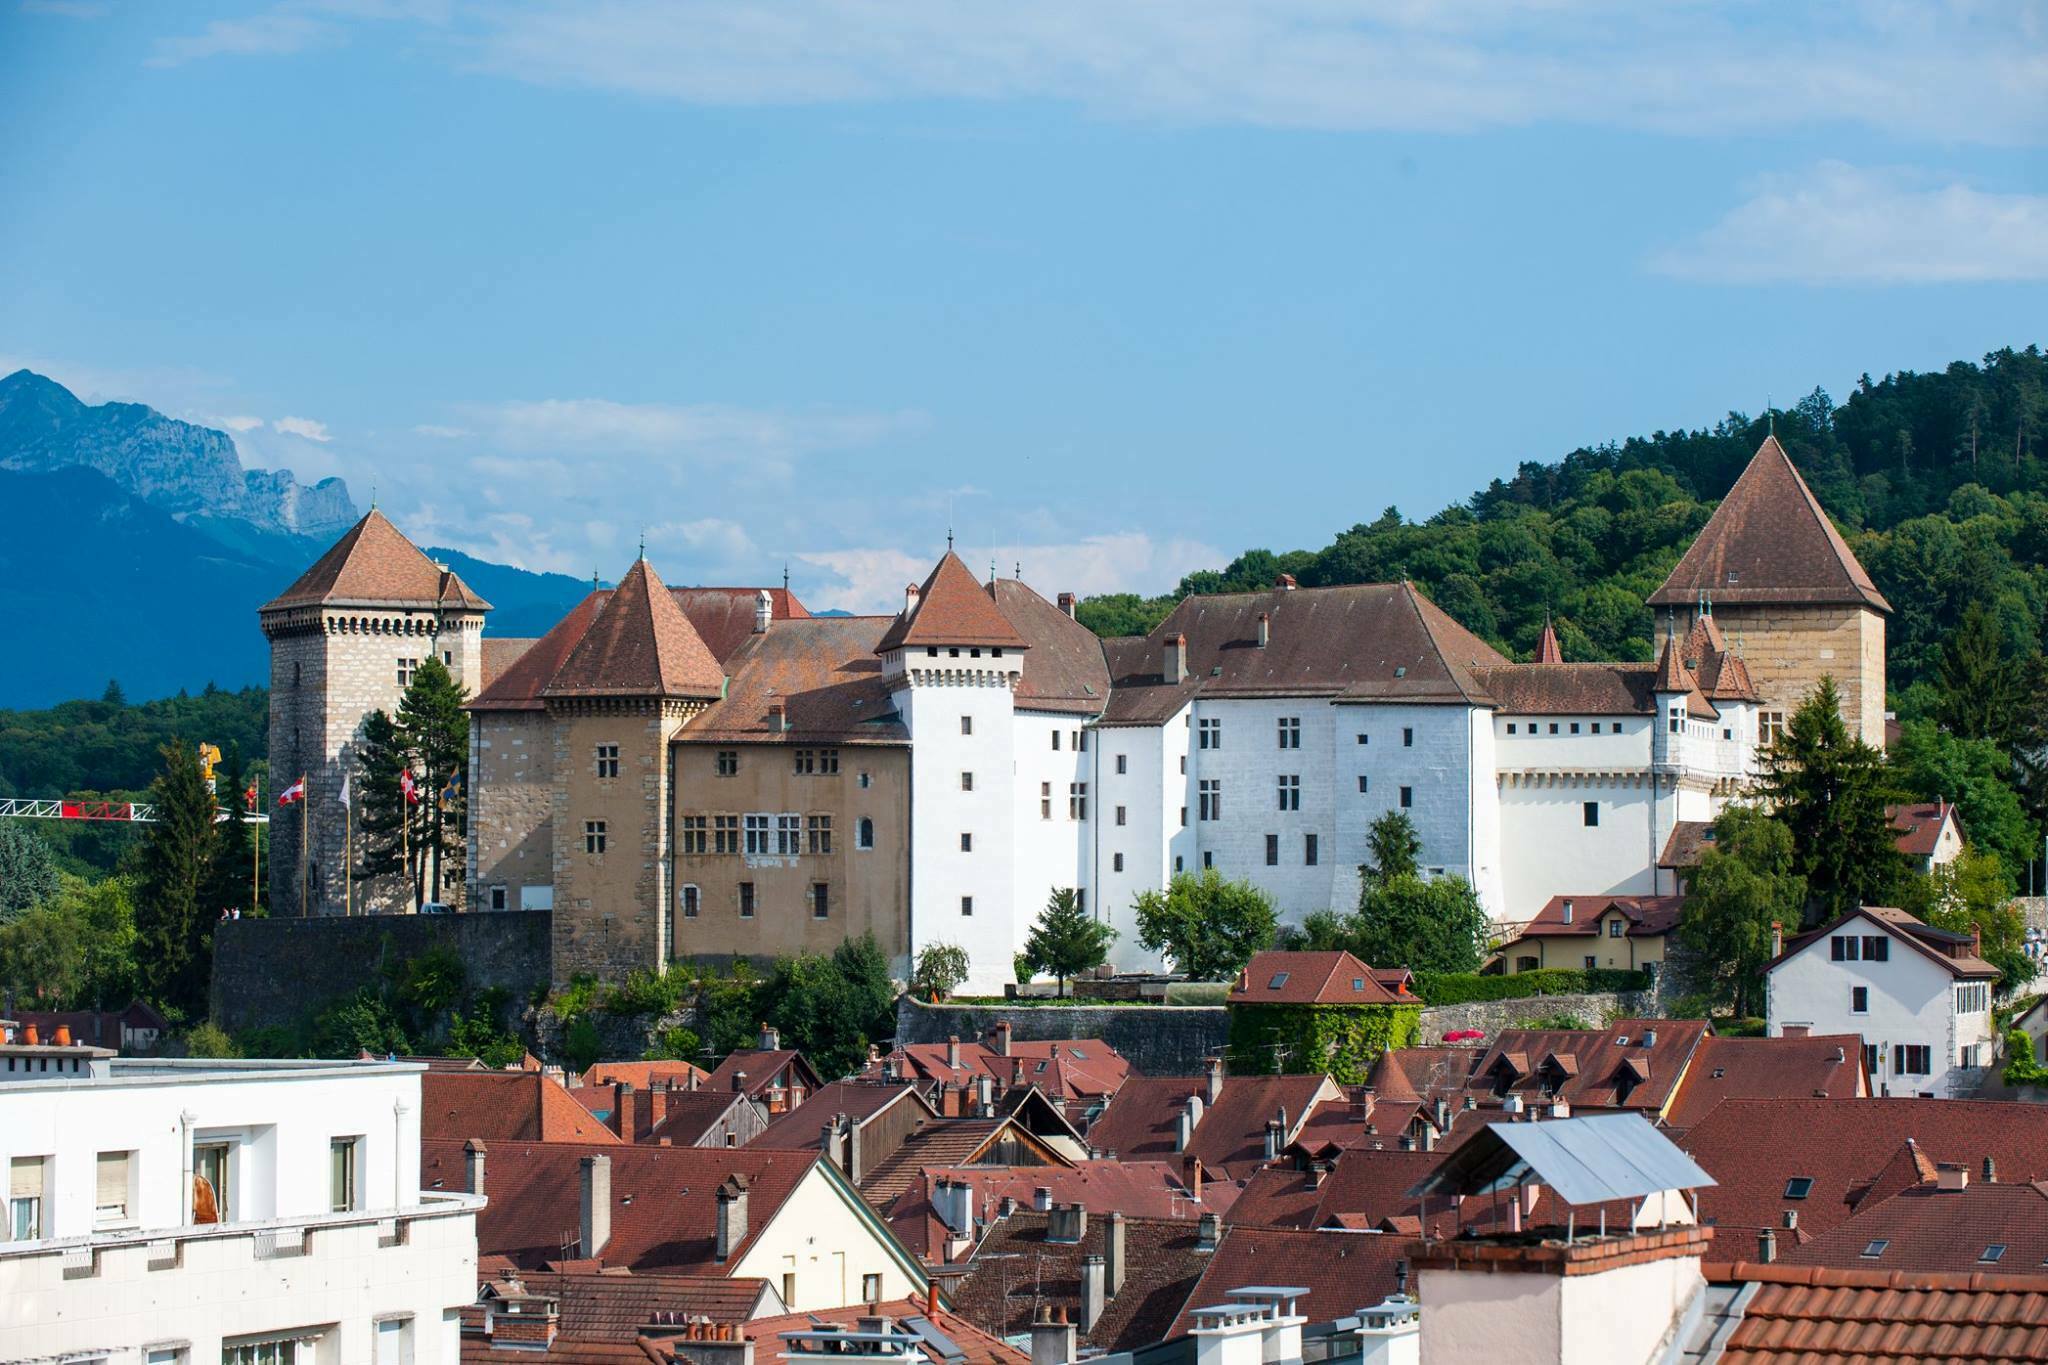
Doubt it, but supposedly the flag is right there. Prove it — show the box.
[244,782,258,811]
[276,776,306,806]
[439,768,463,808]
[400,769,420,805]
[338,770,352,811]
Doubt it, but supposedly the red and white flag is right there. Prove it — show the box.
[276,776,306,806]
[400,769,420,805]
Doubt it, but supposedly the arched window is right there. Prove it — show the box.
[857,818,875,850]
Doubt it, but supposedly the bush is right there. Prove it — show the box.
[309,989,409,1058]
[644,1026,702,1062]
[563,1018,603,1073]
[1229,1001,1421,1082]
[184,1021,241,1058]
[2002,1027,2048,1086]
[604,967,687,1018]
[1414,967,1649,1005]
[913,942,972,1000]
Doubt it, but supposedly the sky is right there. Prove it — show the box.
[2,2,2044,612]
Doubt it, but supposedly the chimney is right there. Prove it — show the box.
[1176,1109,1195,1153]
[1256,613,1270,649]
[1936,1162,1969,1192]
[1561,900,1573,925]
[53,1025,72,1046]
[904,583,921,618]
[1056,592,1077,620]
[1276,574,1297,590]
[1984,1156,1998,1183]
[732,1069,748,1093]
[1205,1056,1225,1104]
[1642,1029,1657,1049]
[578,1154,612,1260]
[1833,1045,1846,1064]
[1185,1093,1205,1133]
[1352,1087,1375,1122]
[1757,1228,1777,1264]
[1782,1210,1797,1230]
[464,1138,486,1196]
[1263,1119,1283,1161]
[1031,1306,1076,1365]
[993,1021,1013,1056]
[845,1114,863,1186]
[613,1081,636,1139]
[1081,1255,1108,1332]
[1165,633,1189,685]
[754,588,773,634]
[1034,1184,1054,1212]
[647,1080,668,1135]
[1770,920,1784,958]
[1105,1210,1127,1294]
[1183,1155,1204,1202]
[1047,1202,1088,1244]
[683,1325,755,1365]
[1306,1161,1328,1190]
[1433,1097,1449,1131]
[821,1119,840,1169]
[716,1175,750,1260]
[976,1073,994,1116]
[1197,1211,1221,1251]
[947,1035,961,1070]
[766,701,789,733]
[933,1177,974,1234]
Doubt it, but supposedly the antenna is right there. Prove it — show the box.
[369,483,377,511]
[783,562,790,593]
[638,528,646,561]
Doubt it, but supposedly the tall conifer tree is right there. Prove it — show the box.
[136,739,220,1015]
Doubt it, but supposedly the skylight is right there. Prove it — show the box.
[1861,1240,1888,1259]
[1353,978,1366,990]
[1783,1177,1814,1199]
[1982,1244,2008,1264]
[1269,972,1290,989]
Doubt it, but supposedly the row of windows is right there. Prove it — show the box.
[929,646,1005,658]
[1264,833,1320,866]
[594,815,879,857]
[1187,780,1415,823]
[1831,935,1892,962]
[679,882,832,919]
[1194,717,1415,750]
[7,1139,364,1244]
[702,749,854,778]
[1504,720,1627,736]
[1033,783,1090,820]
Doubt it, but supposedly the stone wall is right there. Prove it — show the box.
[1414,991,1651,1043]
[210,910,552,1034]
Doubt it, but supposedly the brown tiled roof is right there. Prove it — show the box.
[1700,1260,2048,1363]
[1227,951,1406,1005]
[1652,634,1697,694]
[1461,1019,1707,1113]
[869,1036,1133,1108]
[1661,819,1716,869]
[1165,1227,1409,1338]
[857,1118,1070,1204]
[1086,1074,1338,1180]
[544,559,726,700]
[470,590,610,711]
[1226,1144,1445,1230]
[262,508,493,613]
[703,1050,823,1100]
[644,1091,759,1147]
[752,1081,931,1149]
[671,587,811,665]
[949,1212,1214,1354]
[1663,1034,1865,1131]
[740,1299,1025,1365]
[883,1162,1217,1261]
[1774,906,1999,981]
[1888,802,1965,858]
[1366,1047,1482,1105]
[479,638,538,694]
[1649,436,1891,612]
[676,616,907,746]
[1699,648,1762,702]
[1502,894,1687,941]
[1479,662,1658,715]
[491,1269,773,1333]
[1782,1181,2048,1276]
[990,579,1110,715]
[876,552,1028,652]
[1680,1099,2048,1250]
[583,1060,713,1091]
[421,1071,625,1144]
[422,1138,821,1273]
[1533,618,1563,664]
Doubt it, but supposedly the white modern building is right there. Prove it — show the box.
[1764,906,2000,1099]
[1,1031,480,1365]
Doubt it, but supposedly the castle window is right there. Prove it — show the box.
[1357,733,1369,745]
[819,749,839,774]
[928,646,939,657]
[1198,780,1221,821]
[960,832,973,852]
[717,751,739,777]
[807,814,832,854]
[490,886,507,911]
[744,814,772,855]
[1506,723,1516,734]
[1115,805,1126,826]
[1052,730,1062,751]
[1116,754,1128,775]
[1198,718,1221,749]
[714,814,739,854]
[1203,851,1214,868]
[1041,782,1052,820]
[858,771,872,789]
[1076,730,1087,752]
[1278,717,1301,749]
[1549,723,1559,735]
[584,821,607,854]
[961,716,973,735]
[961,771,974,792]
[681,884,700,918]
[1403,727,1414,747]
[397,657,419,686]
[1305,833,1318,865]
[1069,783,1088,820]
[1266,834,1279,866]
[1114,852,1124,873]
[1399,786,1413,809]
[776,813,801,856]
[595,744,620,779]
[960,896,973,917]
[795,750,814,775]
[1358,775,1369,793]
[857,818,874,850]
[1278,775,1300,811]
[812,883,830,919]
[1760,711,1786,747]
[1569,722,1580,734]
[444,650,452,665]
[1583,802,1599,827]
[682,815,708,854]
[738,883,755,919]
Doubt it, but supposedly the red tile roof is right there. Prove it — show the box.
[544,558,726,700]
[583,1060,712,1091]
[1228,951,1407,1005]
[870,1037,1133,1108]
[262,508,492,613]
[676,616,908,746]
[422,1138,823,1273]
[703,1050,823,1102]
[752,1081,931,1149]
[1165,1227,1409,1338]
[857,1117,1071,1204]
[742,1299,1026,1365]
[1649,435,1891,613]
[876,552,1028,652]
[671,587,811,665]
[487,1269,774,1333]
[1700,1260,2048,1363]
[1663,1034,1865,1131]
[1366,1047,1482,1104]
[1460,1019,1708,1113]
[422,1071,626,1145]
[1774,906,1999,981]
[1783,1180,2048,1276]
[1502,894,1686,942]
[644,1091,759,1147]
[1086,1074,1338,1180]
[1533,618,1563,664]
[1478,662,1659,715]
[948,1212,1215,1354]
[883,1161,1217,1261]
[470,590,610,711]
[479,637,538,694]
[1888,802,1965,858]
[990,579,1109,715]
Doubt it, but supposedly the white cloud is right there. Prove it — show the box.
[798,530,1216,614]
[412,423,471,439]
[649,516,758,564]
[456,396,922,461]
[274,415,334,442]
[1652,163,2048,286]
[147,11,332,66]
[216,415,265,433]
[152,1,2048,143]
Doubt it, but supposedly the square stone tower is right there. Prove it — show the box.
[1648,435,1889,747]
[260,510,490,916]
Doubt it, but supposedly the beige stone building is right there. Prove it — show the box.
[1648,435,1891,746]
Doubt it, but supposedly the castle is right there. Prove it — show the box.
[263,436,1887,991]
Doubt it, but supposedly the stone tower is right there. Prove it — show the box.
[1648,435,1890,747]
[542,556,726,983]
[260,510,491,916]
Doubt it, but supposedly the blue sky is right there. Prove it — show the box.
[3,2,2044,610]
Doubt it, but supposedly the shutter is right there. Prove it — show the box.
[95,1151,129,1207]
[9,1157,42,1199]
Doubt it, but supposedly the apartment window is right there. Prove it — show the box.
[738,883,756,918]
[593,743,620,778]
[8,1156,46,1240]
[94,1151,132,1226]
[863,1273,883,1303]
[961,832,974,852]
[807,814,832,854]
[225,1340,302,1365]
[1116,754,1128,775]
[376,1320,409,1365]
[1070,783,1088,820]
[584,821,607,855]
[1357,775,1369,793]
[1583,801,1599,827]
[961,896,974,916]
[1831,936,1861,962]
[1864,936,1890,962]
[489,886,507,911]
[1198,718,1221,750]
[1583,955,1598,970]
[1115,805,1127,827]
[776,814,801,855]
[397,656,419,686]
[1851,986,1869,1014]
[1402,727,1414,747]
[146,1348,186,1365]
[1198,780,1221,821]
[1398,786,1413,809]
[1041,782,1053,820]
[716,751,739,777]
[1052,730,1062,751]
[1895,1044,1931,1076]
[1304,833,1318,866]
[812,883,830,919]
[1266,834,1280,866]
[858,771,872,789]
[682,815,708,855]
[744,814,772,855]
[961,771,974,792]
[1958,982,1988,1014]
[1076,731,1087,752]
[820,749,840,774]
[1203,851,1214,869]
[1180,805,1188,827]
[960,715,973,735]
[856,818,874,850]
[681,884,700,919]
[1179,755,1187,775]
[330,1138,361,1213]
[1862,1043,1879,1077]
[1113,852,1125,873]
[1608,919,1624,938]
[714,814,740,854]
[795,749,814,775]
[1278,717,1301,749]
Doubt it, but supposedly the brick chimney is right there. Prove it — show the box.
[578,1154,611,1259]
[612,1081,636,1139]
[1164,633,1189,685]
[1205,1056,1225,1105]
[716,1174,750,1261]
[464,1138,486,1196]
[1256,613,1270,648]
[1056,592,1077,619]
[1031,1306,1076,1365]
[647,1080,668,1136]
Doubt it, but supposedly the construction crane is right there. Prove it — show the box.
[0,741,266,825]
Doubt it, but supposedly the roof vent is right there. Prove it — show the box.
[1561,900,1574,924]
[1257,613,1270,649]
[1276,574,1297,590]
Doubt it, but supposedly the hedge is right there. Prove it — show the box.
[1413,967,1650,1006]
[1229,1002,1422,1085]
[2002,1027,2048,1086]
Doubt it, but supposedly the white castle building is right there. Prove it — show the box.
[268,437,1880,992]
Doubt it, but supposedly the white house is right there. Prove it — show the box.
[1764,906,2000,1099]
[0,1031,480,1365]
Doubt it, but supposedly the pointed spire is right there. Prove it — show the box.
[544,557,724,700]
[876,551,1028,653]
[1652,635,1697,695]
[1534,615,1563,665]
[262,507,490,614]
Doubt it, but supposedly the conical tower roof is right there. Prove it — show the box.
[1649,435,1889,612]
[262,508,490,613]
[543,558,725,700]
[876,550,1029,652]
[1534,617,1563,664]
[1651,636,1697,694]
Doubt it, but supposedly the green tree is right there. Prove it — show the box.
[397,657,470,906]
[353,709,413,898]
[1755,678,1905,923]
[0,821,60,920]
[0,903,82,1005]
[1022,888,1117,996]
[1933,602,2023,743]
[1679,806,1806,1018]
[911,942,971,1000]
[135,739,221,1015]
[762,934,898,1079]
[1350,873,1490,974]
[204,742,259,919]
[54,873,139,1009]
[1895,847,2037,996]
[1363,811,1422,884]
[1133,869,1278,980]
[1889,721,2036,879]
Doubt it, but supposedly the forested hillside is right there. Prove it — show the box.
[1079,345,2048,711]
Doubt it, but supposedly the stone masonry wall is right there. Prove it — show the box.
[210,909,552,1033]
[1413,990,1653,1043]
[1660,603,1884,747]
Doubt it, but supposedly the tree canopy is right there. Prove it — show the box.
[1133,869,1278,980]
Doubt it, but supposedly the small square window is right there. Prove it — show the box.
[584,820,607,854]
[1569,722,1580,734]
[1356,733,1368,745]
[1783,1178,1813,1199]
[1399,786,1413,809]
[1507,723,1517,734]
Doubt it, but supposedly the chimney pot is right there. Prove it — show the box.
[464,1138,487,1196]
[1197,1211,1220,1251]
[754,589,773,634]
[1783,1210,1797,1229]
[579,1154,612,1260]
[1056,592,1077,619]
[1164,633,1189,685]
[1256,613,1270,649]
[1758,1228,1777,1264]
[947,1035,961,1069]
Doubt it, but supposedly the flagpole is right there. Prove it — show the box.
[298,772,308,918]
[344,787,353,918]
[402,770,411,913]
[252,773,261,915]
